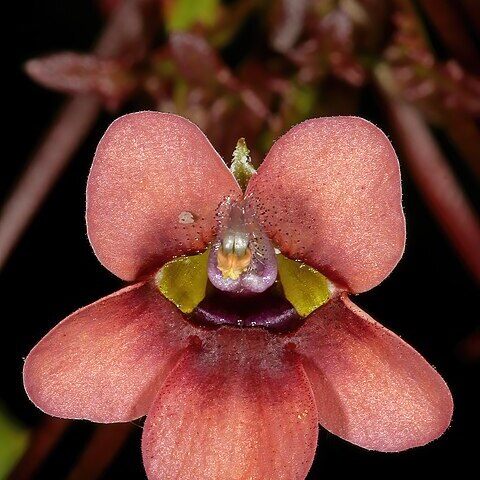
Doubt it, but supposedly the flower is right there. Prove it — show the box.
[24,112,453,480]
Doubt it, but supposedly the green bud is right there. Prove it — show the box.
[230,138,256,192]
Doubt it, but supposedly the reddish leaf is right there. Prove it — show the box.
[25,52,135,110]
[169,32,227,87]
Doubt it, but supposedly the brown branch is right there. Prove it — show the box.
[8,417,71,480]
[443,115,480,180]
[381,94,480,282]
[0,96,101,269]
[67,423,135,480]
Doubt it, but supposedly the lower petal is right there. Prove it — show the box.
[142,329,319,480]
[294,295,453,452]
[24,281,194,422]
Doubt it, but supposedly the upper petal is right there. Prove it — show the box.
[87,112,242,281]
[142,329,318,480]
[294,294,453,452]
[246,116,405,293]
[23,281,195,423]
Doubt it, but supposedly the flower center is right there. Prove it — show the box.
[207,202,278,295]
[216,246,252,280]
[155,138,332,333]
[156,199,332,334]
[216,208,252,280]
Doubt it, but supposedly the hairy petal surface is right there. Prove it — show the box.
[247,116,405,293]
[87,112,242,281]
[24,282,195,422]
[142,329,318,480]
[294,295,453,452]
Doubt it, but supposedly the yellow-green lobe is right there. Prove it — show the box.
[276,254,330,317]
[156,249,210,313]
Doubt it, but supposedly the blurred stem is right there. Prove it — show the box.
[0,0,153,271]
[393,1,480,180]
[419,0,480,72]
[443,116,480,180]
[380,91,480,283]
[459,0,480,32]
[0,96,101,270]
[8,417,71,480]
[67,423,134,480]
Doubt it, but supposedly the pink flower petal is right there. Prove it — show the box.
[142,329,318,480]
[294,294,453,452]
[24,281,196,422]
[246,116,405,293]
[87,112,242,281]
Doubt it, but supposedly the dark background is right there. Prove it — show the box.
[3,1,478,478]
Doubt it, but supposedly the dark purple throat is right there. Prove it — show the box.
[189,286,304,333]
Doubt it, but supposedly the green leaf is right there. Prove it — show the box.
[166,0,219,32]
[0,403,29,479]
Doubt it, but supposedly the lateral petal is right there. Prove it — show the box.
[24,281,194,422]
[295,295,453,452]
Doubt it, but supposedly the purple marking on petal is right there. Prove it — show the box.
[207,203,278,295]
[190,288,304,333]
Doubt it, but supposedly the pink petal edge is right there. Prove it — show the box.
[142,329,319,480]
[294,294,453,452]
[247,116,405,293]
[87,111,242,281]
[23,281,196,423]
